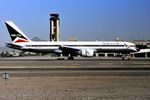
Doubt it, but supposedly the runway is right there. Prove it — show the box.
[0,56,150,68]
[0,56,150,76]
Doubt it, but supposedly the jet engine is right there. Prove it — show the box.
[80,50,94,57]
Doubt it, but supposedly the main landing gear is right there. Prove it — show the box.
[68,54,74,60]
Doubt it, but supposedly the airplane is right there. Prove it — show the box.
[5,21,140,60]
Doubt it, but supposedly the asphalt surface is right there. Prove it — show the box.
[0,56,150,76]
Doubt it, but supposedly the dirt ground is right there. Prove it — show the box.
[0,76,150,100]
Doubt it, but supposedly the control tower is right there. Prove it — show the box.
[50,14,60,41]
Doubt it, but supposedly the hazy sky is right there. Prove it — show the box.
[0,0,150,45]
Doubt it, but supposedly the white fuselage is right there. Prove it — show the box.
[7,41,138,54]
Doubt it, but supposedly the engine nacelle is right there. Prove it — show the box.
[80,50,94,57]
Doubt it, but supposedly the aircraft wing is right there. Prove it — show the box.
[59,45,80,53]
[47,45,80,54]
[59,45,96,57]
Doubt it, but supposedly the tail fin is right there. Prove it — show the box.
[5,21,31,43]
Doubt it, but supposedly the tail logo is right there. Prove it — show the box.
[11,34,22,37]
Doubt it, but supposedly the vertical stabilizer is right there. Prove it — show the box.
[5,21,31,43]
